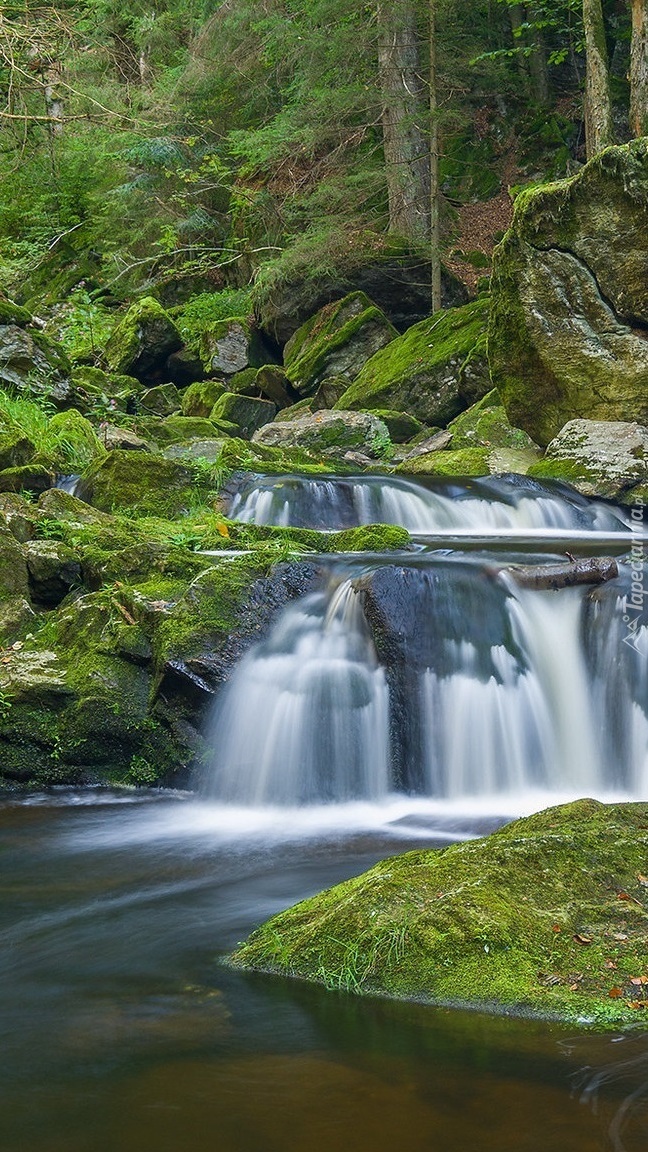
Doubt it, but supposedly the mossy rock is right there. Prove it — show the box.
[528,419,648,499]
[48,409,105,472]
[70,366,142,414]
[78,449,205,517]
[231,799,648,1027]
[253,410,392,461]
[105,297,182,379]
[210,393,276,439]
[199,318,272,377]
[284,292,398,396]
[448,390,540,453]
[0,326,72,405]
[158,415,223,444]
[368,410,425,443]
[140,382,182,417]
[0,297,32,327]
[489,140,648,446]
[181,379,228,417]
[0,524,29,597]
[338,297,491,426]
[0,433,36,471]
[227,367,261,396]
[0,464,54,494]
[397,447,491,477]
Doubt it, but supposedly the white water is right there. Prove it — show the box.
[202,561,648,809]
[229,474,630,535]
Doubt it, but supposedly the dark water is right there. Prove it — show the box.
[1,791,648,1152]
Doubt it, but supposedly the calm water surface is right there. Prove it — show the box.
[1,790,647,1152]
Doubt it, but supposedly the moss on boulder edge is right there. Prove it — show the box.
[283,292,397,396]
[489,140,648,446]
[337,296,491,427]
[230,799,648,1027]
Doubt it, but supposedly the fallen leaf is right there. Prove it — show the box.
[10,641,23,650]
[611,933,628,941]
[630,976,648,986]
[573,934,592,945]
[637,874,648,887]
[552,924,562,933]
[627,1001,648,1010]
[569,983,580,991]
[618,892,632,901]
[216,522,230,538]
[608,987,624,998]
[605,960,618,969]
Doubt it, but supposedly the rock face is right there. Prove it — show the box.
[529,418,648,499]
[105,297,182,379]
[230,798,648,1026]
[253,410,392,460]
[490,140,648,447]
[337,297,491,426]
[198,319,272,378]
[283,293,397,396]
[0,326,71,403]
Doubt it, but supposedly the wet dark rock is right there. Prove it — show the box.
[24,540,82,605]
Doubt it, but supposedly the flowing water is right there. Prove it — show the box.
[4,473,648,1150]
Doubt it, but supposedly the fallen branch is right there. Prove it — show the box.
[502,557,619,591]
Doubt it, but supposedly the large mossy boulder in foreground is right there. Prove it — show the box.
[283,292,397,396]
[490,140,648,447]
[78,450,200,517]
[528,419,648,501]
[231,799,648,1026]
[0,325,72,404]
[337,296,491,427]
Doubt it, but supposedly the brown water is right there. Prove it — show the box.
[1,790,647,1152]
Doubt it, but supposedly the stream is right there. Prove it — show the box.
[4,473,648,1151]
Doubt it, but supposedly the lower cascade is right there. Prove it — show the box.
[203,546,648,808]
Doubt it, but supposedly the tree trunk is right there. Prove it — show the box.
[429,0,441,312]
[504,557,618,590]
[582,0,614,157]
[377,1,430,243]
[524,5,550,105]
[630,0,648,136]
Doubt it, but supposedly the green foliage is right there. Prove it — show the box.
[173,289,254,343]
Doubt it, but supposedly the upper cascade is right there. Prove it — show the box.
[227,473,631,536]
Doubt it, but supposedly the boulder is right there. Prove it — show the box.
[105,297,182,379]
[166,348,204,387]
[0,493,38,542]
[369,411,424,443]
[181,379,227,417]
[337,296,491,426]
[0,597,36,646]
[0,297,31,327]
[253,234,468,344]
[283,293,397,396]
[158,415,224,444]
[229,798,648,1025]
[48,410,105,472]
[255,365,294,408]
[0,524,29,597]
[199,319,272,377]
[24,540,82,605]
[490,140,648,446]
[70,366,143,415]
[0,326,72,404]
[0,433,35,471]
[0,464,54,494]
[140,382,182,416]
[98,424,150,452]
[77,450,200,517]
[253,410,392,460]
[210,393,276,439]
[164,439,227,464]
[448,390,541,453]
[529,419,648,499]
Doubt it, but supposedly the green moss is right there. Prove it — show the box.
[105,297,182,377]
[231,799,648,1027]
[0,464,54,494]
[227,367,260,395]
[158,415,223,444]
[79,449,211,517]
[284,293,397,396]
[47,409,106,472]
[0,298,32,326]
[367,410,424,443]
[181,379,228,417]
[398,447,490,477]
[338,297,491,426]
[448,391,539,453]
[527,458,602,488]
[209,393,276,439]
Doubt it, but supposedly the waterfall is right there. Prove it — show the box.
[227,473,629,535]
[202,474,648,809]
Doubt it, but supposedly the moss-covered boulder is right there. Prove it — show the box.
[0,433,36,471]
[78,450,202,517]
[199,319,272,378]
[69,366,143,415]
[0,297,32,327]
[140,382,182,417]
[231,799,648,1027]
[210,393,276,439]
[490,140,648,447]
[105,297,182,379]
[284,293,397,396]
[157,415,223,444]
[0,524,29,597]
[0,326,72,405]
[181,379,228,417]
[0,464,54,494]
[47,409,105,472]
[528,419,648,499]
[253,410,392,461]
[370,410,425,443]
[337,297,491,426]
[397,447,491,477]
[448,390,541,453]
[255,365,294,408]
[24,540,82,605]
